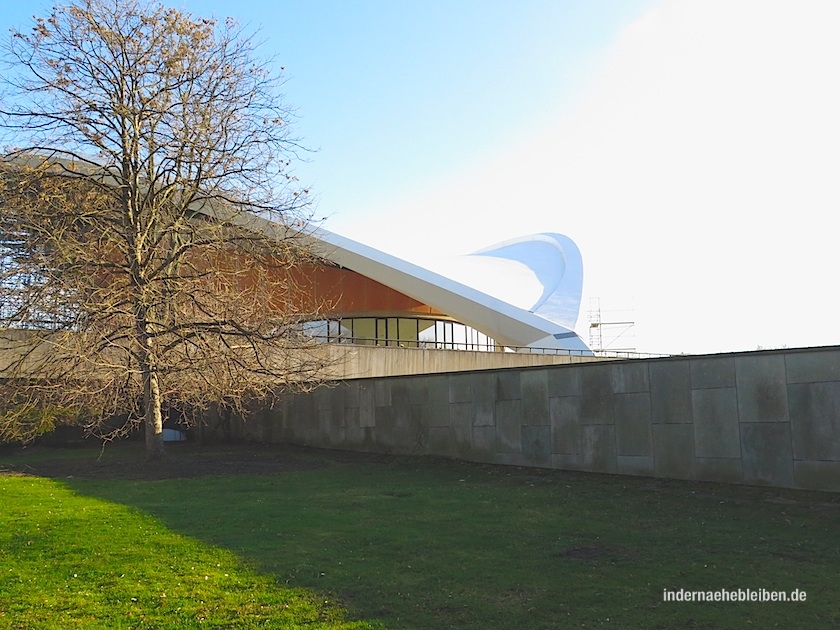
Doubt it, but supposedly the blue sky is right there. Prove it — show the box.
[179,0,653,221]
[4,1,840,354]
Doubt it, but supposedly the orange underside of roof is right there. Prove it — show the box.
[289,262,446,319]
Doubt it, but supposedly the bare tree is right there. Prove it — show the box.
[0,0,331,458]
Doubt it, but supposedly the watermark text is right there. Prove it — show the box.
[663,588,806,602]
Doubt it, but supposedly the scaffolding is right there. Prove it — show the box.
[588,297,636,353]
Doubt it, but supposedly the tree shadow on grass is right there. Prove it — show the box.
[6,441,840,630]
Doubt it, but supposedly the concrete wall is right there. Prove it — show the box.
[321,344,609,379]
[224,345,840,493]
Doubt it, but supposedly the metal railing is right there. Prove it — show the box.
[310,335,670,360]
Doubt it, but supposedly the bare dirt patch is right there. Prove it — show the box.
[0,442,334,481]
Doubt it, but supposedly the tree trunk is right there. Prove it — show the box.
[144,367,165,460]
[140,328,165,460]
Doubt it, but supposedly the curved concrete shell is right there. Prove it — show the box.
[423,233,584,331]
[307,228,590,354]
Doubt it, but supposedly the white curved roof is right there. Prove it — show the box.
[308,228,591,354]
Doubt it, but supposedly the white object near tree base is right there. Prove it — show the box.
[162,428,186,442]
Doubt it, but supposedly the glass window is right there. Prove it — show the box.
[352,318,376,345]
[398,318,419,347]
[301,316,496,351]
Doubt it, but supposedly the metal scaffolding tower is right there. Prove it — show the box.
[588,297,636,353]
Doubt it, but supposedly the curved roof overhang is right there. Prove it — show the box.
[305,228,590,353]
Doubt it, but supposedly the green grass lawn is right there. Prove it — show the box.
[2,443,839,628]
[0,472,379,629]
